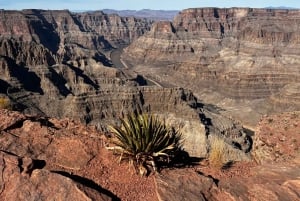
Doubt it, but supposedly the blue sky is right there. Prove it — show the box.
[0,0,299,10]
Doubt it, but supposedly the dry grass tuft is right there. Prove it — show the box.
[208,135,227,169]
[0,97,11,110]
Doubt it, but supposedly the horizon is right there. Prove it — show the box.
[0,0,300,11]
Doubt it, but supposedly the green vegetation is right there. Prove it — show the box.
[0,97,11,110]
[109,113,182,176]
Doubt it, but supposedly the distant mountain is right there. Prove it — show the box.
[102,9,179,21]
[264,6,297,9]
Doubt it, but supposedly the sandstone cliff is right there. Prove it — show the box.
[0,9,249,159]
[0,9,152,115]
[123,8,300,125]
[0,9,152,66]
[0,9,152,112]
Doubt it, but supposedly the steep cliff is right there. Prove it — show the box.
[0,9,152,66]
[123,8,300,125]
[0,9,152,116]
[0,9,251,159]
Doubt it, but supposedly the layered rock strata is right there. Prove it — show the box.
[123,8,300,124]
[0,9,152,66]
[0,9,251,159]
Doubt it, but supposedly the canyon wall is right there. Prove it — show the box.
[123,8,300,124]
[0,9,249,158]
[0,9,152,67]
[0,8,152,108]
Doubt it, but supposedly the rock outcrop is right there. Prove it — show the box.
[155,161,300,201]
[0,152,113,201]
[0,109,121,200]
[1,107,299,200]
[0,109,103,169]
[155,169,222,201]
[155,110,300,201]
[123,8,300,125]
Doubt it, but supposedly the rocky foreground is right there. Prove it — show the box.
[0,109,299,201]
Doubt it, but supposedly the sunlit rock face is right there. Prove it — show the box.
[0,9,152,119]
[0,9,152,66]
[123,8,300,119]
[0,9,253,160]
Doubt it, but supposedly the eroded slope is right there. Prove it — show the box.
[123,8,300,126]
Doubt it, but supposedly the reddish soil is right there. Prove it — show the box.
[47,146,158,201]
[83,149,158,201]
[254,112,300,163]
[46,142,257,201]
[2,109,299,201]
[66,111,299,201]
[195,160,256,180]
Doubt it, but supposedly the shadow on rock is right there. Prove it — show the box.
[52,171,121,201]
[0,79,11,94]
[64,63,100,90]
[159,150,205,170]
[3,116,58,132]
[4,56,44,94]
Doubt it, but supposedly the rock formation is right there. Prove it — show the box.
[156,111,300,201]
[0,109,118,200]
[0,9,152,113]
[123,8,300,126]
[0,104,299,200]
[0,152,113,201]
[0,9,151,117]
[0,9,151,65]
[0,9,251,160]
[0,7,300,200]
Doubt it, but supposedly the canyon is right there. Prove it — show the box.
[0,7,299,200]
[123,8,300,127]
[0,9,251,159]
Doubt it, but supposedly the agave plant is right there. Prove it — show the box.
[108,113,182,176]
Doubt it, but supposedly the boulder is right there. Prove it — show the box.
[0,151,113,201]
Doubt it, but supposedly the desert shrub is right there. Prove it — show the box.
[108,113,182,176]
[208,135,227,169]
[0,97,11,110]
